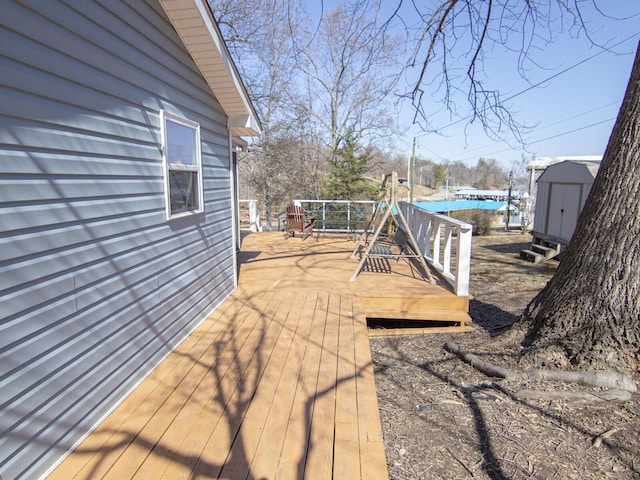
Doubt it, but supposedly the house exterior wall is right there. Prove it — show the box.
[0,2,238,478]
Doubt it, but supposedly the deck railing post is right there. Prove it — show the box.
[239,199,262,232]
[455,225,472,296]
[424,216,433,259]
[432,218,442,269]
[443,223,452,276]
[416,217,425,254]
[322,201,326,229]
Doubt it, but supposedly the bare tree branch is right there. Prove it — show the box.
[395,0,640,145]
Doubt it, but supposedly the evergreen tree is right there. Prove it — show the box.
[320,133,379,200]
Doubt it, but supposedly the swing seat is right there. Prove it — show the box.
[362,228,417,260]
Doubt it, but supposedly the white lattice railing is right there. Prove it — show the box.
[400,201,472,296]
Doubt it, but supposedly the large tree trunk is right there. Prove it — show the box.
[518,43,640,373]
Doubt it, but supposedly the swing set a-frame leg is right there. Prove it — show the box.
[350,204,381,259]
[394,206,435,283]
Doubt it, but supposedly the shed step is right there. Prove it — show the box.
[520,249,546,264]
[531,244,559,258]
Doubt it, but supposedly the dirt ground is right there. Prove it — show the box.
[369,231,640,480]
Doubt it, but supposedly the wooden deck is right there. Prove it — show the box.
[48,233,471,480]
[237,233,472,333]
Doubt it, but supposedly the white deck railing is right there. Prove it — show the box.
[239,199,262,232]
[242,198,472,296]
[294,199,377,232]
[399,201,472,296]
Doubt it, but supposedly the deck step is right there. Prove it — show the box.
[363,294,470,312]
[368,324,475,337]
[365,307,472,323]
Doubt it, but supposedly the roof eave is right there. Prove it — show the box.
[158,0,262,137]
[229,113,262,137]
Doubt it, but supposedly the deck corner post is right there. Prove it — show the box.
[455,225,472,296]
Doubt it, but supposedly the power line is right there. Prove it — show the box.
[502,33,639,103]
[532,100,620,132]
[415,31,640,139]
[451,117,616,163]
[438,100,620,161]
[518,118,615,147]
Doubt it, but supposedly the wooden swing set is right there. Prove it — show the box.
[350,172,435,283]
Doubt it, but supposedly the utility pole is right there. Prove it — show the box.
[409,137,416,203]
[505,170,513,230]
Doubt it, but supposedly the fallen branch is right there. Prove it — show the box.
[443,341,637,404]
[593,427,621,448]
[511,369,637,393]
[514,389,632,404]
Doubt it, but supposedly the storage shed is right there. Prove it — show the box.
[532,159,601,245]
[524,155,602,229]
[0,1,260,478]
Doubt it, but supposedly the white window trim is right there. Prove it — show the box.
[161,110,204,220]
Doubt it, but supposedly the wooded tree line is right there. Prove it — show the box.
[211,0,405,224]
[210,0,520,225]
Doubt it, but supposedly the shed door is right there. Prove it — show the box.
[546,183,582,242]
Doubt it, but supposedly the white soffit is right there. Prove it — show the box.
[158,0,261,137]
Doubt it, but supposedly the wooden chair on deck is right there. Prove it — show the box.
[284,205,315,240]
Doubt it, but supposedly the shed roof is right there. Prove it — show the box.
[527,155,601,171]
[158,0,261,137]
[537,159,601,184]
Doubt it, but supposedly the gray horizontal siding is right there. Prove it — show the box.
[0,1,239,478]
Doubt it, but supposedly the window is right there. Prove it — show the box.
[161,110,203,219]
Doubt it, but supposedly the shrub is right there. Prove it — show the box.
[450,209,497,236]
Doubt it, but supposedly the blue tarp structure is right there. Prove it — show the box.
[413,200,507,213]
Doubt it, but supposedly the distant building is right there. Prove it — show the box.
[454,188,521,202]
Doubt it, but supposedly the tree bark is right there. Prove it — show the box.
[518,42,640,372]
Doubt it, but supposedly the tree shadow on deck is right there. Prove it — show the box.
[46,290,380,479]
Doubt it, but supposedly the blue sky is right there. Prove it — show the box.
[308,1,640,168]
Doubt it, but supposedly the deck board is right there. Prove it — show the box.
[249,293,318,479]
[275,292,328,479]
[48,232,471,480]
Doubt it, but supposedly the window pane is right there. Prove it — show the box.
[169,170,199,214]
[166,119,197,166]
